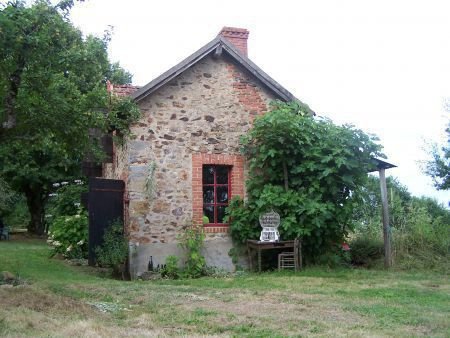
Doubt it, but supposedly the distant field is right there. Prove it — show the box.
[1,238,449,337]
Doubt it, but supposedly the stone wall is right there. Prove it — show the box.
[105,54,277,275]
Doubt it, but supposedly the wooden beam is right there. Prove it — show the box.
[213,45,223,59]
[379,168,392,268]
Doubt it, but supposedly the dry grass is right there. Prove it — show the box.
[1,239,449,337]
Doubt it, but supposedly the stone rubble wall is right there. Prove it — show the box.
[105,54,277,274]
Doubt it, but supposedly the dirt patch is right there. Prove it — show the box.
[0,286,96,317]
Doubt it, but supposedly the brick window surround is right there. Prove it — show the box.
[192,154,244,233]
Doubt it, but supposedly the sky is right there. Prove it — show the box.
[70,0,449,205]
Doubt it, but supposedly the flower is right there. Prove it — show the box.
[53,241,61,247]
[66,245,72,252]
[341,243,350,251]
[74,214,80,218]
[47,239,53,244]
[52,183,60,187]
[74,202,81,207]
[77,240,84,246]
[61,181,68,185]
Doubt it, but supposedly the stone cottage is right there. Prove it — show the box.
[104,27,309,276]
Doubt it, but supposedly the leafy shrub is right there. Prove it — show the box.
[3,193,29,230]
[0,177,15,215]
[392,203,450,270]
[95,220,128,276]
[178,226,206,278]
[226,197,259,244]
[161,255,180,279]
[47,182,86,218]
[48,210,88,259]
[349,237,384,266]
[227,101,383,262]
[353,176,450,270]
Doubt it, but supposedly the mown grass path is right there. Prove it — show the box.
[1,239,449,337]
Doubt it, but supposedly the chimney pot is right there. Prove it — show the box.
[219,27,249,57]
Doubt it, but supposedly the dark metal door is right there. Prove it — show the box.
[88,177,125,266]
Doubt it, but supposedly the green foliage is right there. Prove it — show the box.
[391,202,450,269]
[227,101,383,262]
[353,176,450,270]
[95,220,128,274]
[349,237,384,266]
[178,226,207,278]
[107,62,133,85]
[46,181,86,219]
[3,193,29,229]
[161,255,180,279]
[226,197,259,244]
[107,95,141,143]
[0,1,139,235]
[48,210,88,259]
[0,178,15,215]
[425,121,450,190]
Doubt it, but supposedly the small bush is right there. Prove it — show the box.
[161,255,180,279]
[178,226,207,278]
[47,182,86,218]
[95,220,128,277]
[349,237,384,266]
[48,210,88,259]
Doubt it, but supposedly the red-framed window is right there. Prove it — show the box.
[202,165,231,225]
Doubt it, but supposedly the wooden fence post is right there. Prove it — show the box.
[379,168,391,268]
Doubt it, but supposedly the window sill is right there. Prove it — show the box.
[203,226,229,234]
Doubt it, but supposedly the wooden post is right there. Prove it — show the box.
[379,168,391,268]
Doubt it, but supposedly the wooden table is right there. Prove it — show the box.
[246,239,302,272]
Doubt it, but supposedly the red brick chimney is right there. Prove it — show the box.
[219,27,249,57]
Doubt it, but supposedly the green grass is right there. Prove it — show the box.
[1,239,449,337]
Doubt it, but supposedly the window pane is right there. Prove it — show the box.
[203,186,214,204]
[203,206,214,224]
[203,166,214,184]
[217,206,227,224]
[216,186,228,203]
[216,166,229,184]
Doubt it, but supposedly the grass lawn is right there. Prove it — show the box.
[0,238,449,337]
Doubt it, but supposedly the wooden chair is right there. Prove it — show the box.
[278,238,301,271]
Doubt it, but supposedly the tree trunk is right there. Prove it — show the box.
[24,186,46,236]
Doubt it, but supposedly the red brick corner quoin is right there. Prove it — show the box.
[192,153,244,233]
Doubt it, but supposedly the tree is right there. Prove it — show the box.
[0,177,15,215]
[226,101,383,261]
[0,1,139,235]
[425,121,450,191]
